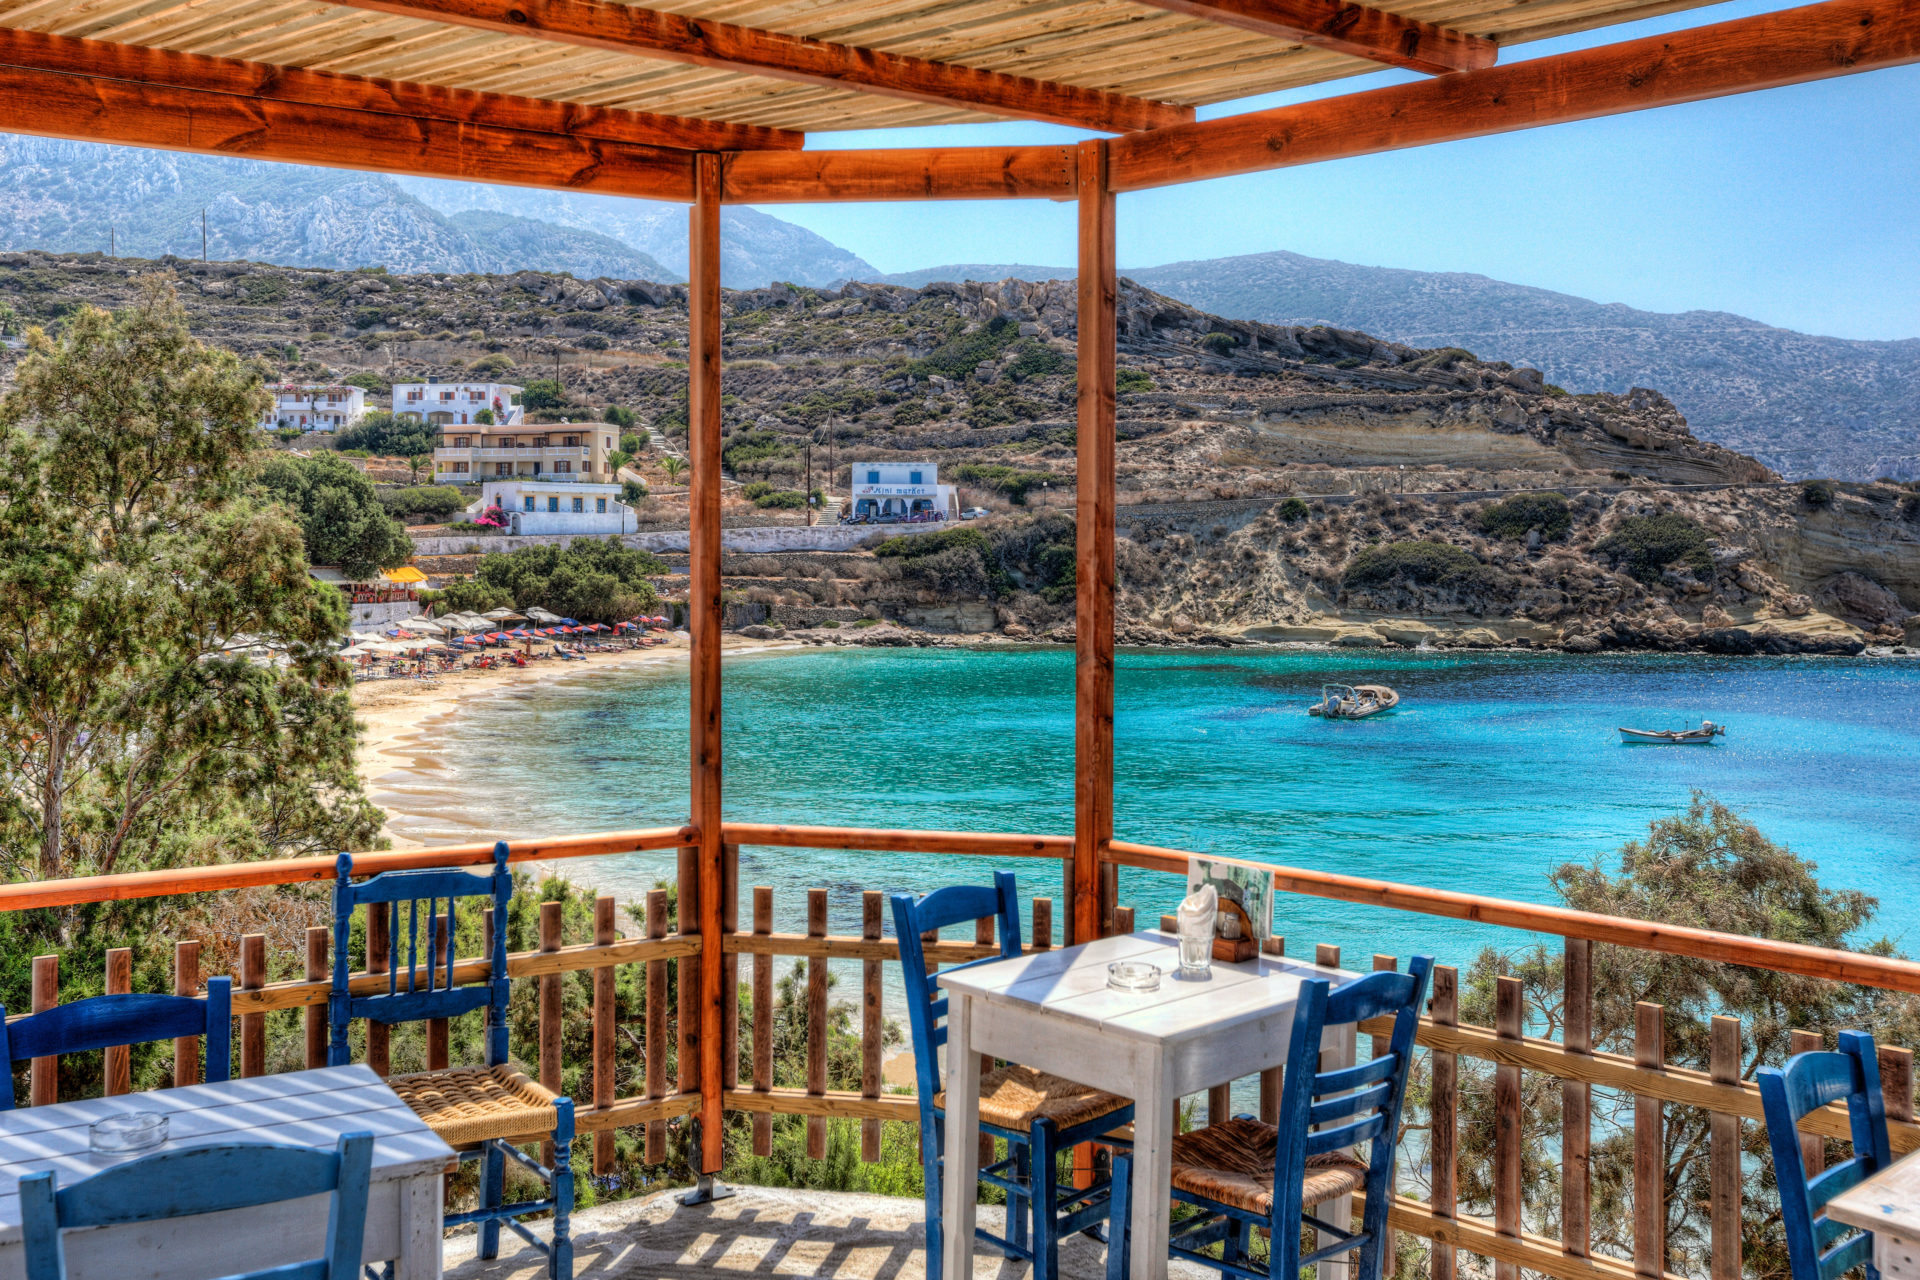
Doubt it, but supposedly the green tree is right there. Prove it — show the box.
[0,277,382,886]
[334,411,436,458]
[407,453,431,485]
[1429,796,1920,1280]
[522,378,567,411]
[661,455,687,484]
[255,452,414,580]
[468,538,666,622]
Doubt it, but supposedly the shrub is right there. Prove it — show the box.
[604,405,637,428]
[1800,479,1836,508]
[1199,332,1238,355]
[1003,341,1070,382]
[1277,497,1310,523]
[467,537,668,621]
[905,315,1020,381]
[342,371,388,394]
[1479,492,1572,541]
[954,463,1056,505]
[1343,540,1483,589]
[335,411,436,459]
[872,526,1013,597]
[1593,514,1712,583]
[722,428,796,477]
[467,353,515,378]
[1408,346,1476,371]
[1115,368,1155,394]
[620,480,649,505]
[378,485,467,519]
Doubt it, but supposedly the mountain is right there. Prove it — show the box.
[0,138,865,287]
[391,178,876,288]
[881,252,1920,481]
[875,263,1072,288]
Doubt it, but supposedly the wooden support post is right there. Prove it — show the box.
[1261,937,1286,1125]
[174,940,201,1088]
[1790,1029,1824,1174]
[647,888,670,1164]
[1099,863,1119,937]
[677,845,701,1101]
[1072,136,1116,953]
[1493,975,1522,1280]
[367,902,390,1077]
[750,886,772,1158]
[30,955,57,1105]
[593,894,617,1175]
[689,148,726,1177]
[104,948,131,1096]
[1708,1015,1741,1280]
[806,887,829,1159]
[1882,1046,1915,1124]
[428,912,450,1072]
[1635,1002,1666,1278]
[305,927,329,1070]
[862,890,884,1162]
[723,843,739,1091]
[1114,904,1134,935]
[1316,943,1340,968]
[1429,965,1457,1280]
[1063,860,1076,947]
[1207,1082,1231,1126]
[1033,897,1053,950]
[240,933,266,1079]
[540,899,563,1166]
[1562,939,1592,1261]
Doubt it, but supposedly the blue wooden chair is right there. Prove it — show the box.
[0,978,232,1108]
[1107,956,1434,1280]
[1759,1029,1893,1280]
[329,841,573,1280]
[892,871,1135,1280]
[20,1130,373,1280]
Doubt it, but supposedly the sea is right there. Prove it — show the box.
[373,646,1920,976]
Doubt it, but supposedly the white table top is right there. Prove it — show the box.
[0,1066,455,1241]
[1829,1150,1920,1237]
[941,930,1357,1044]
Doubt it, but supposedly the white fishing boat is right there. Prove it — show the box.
[1310,683,1400,719]
[1618,721,1726,744]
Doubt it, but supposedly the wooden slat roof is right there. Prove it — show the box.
[0,0,1722,134]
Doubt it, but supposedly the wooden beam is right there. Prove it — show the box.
[719,145,1076,203]
[688,151,727,1177]
[0,27,794,152]
[1128,0,1495,74]
[0,53,694,201]
[721,822,1071,858]
[1107,0,1920,191]
[324,0,1191,133]
[1073,137,1117,952]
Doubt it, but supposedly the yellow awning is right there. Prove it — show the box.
[383,566,427,584]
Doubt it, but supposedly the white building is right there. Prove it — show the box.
[394,379,524,426]
[846,461,958,523]
[260,384,366,432]
[475,479,638,535]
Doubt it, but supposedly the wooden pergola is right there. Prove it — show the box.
[3,0,1914,1176]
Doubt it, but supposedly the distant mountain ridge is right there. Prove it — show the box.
[879,253,1920,481]
[0,138,867,287]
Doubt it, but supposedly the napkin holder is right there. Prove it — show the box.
[1159,902,1258,963]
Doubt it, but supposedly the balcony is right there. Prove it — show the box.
[435,447,592,460]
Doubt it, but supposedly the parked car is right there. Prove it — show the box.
[960,506,990,520]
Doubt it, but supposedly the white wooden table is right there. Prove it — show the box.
[0,1065,456,1280]
[940,931,1357,1280]
[1827,1151,1920,1280]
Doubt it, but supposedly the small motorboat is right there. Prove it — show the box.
[1310,683,1400,719]
[1618,721,1726,744]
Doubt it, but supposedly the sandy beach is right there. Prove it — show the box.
[353,633,799,853]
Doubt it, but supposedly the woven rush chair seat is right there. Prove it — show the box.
[936,1063,1131,1131]
[1169,1118,1370,1216]
[389,1062,558,1149]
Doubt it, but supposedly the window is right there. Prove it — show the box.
[604,437,612,450]
[866,470,879,483]
[440,390,455,401]
[910,470,923,485]
[548,496,560,513]
[563,436,580,447]
[407,390,422,402]
[554,461,570,473]
[524,496,536,512]
[596,498,607,513]
[453,462,469,474]
[572,497,584,513]
[454,436,469,448]
[496,463,511,476]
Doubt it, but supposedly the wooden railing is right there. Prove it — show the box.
[9,821,1920,1280]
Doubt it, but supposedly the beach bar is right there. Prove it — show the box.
[2,0,1919,1277]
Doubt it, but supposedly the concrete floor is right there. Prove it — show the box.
[443,1187,1130,1280]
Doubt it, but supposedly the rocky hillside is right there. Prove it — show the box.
[2,250,1912,655]
[885,253,1920,483]
[0,139,865,287]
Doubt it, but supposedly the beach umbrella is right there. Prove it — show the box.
[560,618,582,627]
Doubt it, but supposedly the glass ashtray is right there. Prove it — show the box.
[89,1109,168,1155]
[1107,960,1162,993]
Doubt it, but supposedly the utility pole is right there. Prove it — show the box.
[109,226,115,258]
[201,209,208,262]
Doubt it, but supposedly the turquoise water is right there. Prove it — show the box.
[379,648,1920,972]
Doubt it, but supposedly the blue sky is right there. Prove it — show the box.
[764,0,1920,342]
